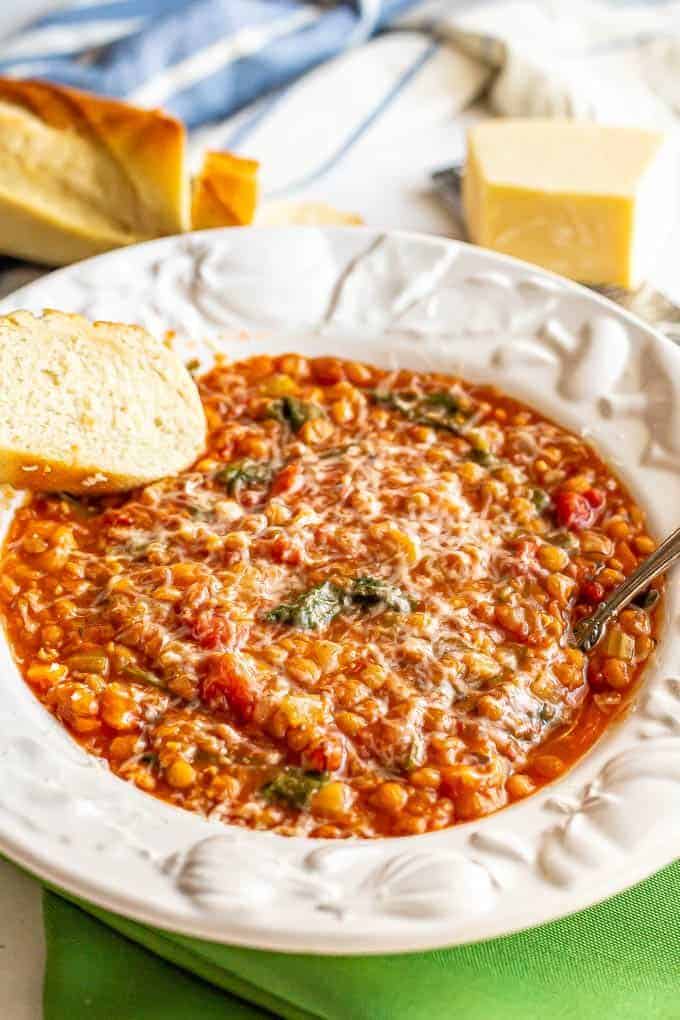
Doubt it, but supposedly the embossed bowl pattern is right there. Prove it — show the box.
[0,228,677,954]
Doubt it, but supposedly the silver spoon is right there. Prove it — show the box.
[572,526,680,653]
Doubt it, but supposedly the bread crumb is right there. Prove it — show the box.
[82,472,108,487]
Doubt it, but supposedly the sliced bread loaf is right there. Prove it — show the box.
[0,79,187,266]
[0,310,206,493]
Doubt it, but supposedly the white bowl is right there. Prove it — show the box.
[0,227,678,954]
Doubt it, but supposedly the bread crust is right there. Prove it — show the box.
[0,78,188,263]
[191,151,259,230]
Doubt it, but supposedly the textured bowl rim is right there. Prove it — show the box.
[0,226,678,955]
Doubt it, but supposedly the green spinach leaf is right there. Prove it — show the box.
[268,396,325,431]
[530,488,551,513]
[633,588,660,611]
[469,448,497,467]
[52,492,98,518]
[350,576,412,613]
[123,665,166,688]
[265,581,347,630]
[261,768,328,808]
[371,388,473,437]
[266,576,413,631]
[215,459,274,494]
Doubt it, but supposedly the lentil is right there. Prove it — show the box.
[0,354,661,837]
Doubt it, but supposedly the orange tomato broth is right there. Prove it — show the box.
[0,353,661,837]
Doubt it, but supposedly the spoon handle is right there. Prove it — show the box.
[573,526,680,652]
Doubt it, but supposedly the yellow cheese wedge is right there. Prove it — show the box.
[462,120,676,289]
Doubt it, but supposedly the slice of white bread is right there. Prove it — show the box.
[0,79,188,266]
[0,310,206,493]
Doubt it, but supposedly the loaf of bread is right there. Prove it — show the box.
[191,150,259,229]
[255,200,363,226]
[0,79,188,265]
[0,310,205,493]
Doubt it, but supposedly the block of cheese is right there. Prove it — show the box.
[463,120,676,289]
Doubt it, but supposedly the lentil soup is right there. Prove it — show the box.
[0,354,661,837]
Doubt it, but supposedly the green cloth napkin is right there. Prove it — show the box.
[43,862,680,1020]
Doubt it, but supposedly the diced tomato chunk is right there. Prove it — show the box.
[239,490,263,510]
[107,510,133,528]
[268,532,303,565]
[303,737,345,773]
[311,357,345,384]
[587,659,605,688]
[191,611,222,650]
[190,611,228,650]
[583,488,605,510]
[245,355,274,381]
[271,462,304,497]
[201,657,256,721]
[182,607,249,651]
[554,488,604,530]
[581,579,604,604]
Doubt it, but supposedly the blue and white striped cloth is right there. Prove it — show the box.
[0,1,419,127]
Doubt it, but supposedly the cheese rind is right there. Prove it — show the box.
[462,120,675,289]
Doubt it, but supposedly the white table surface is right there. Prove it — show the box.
[0,859,45,1020]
